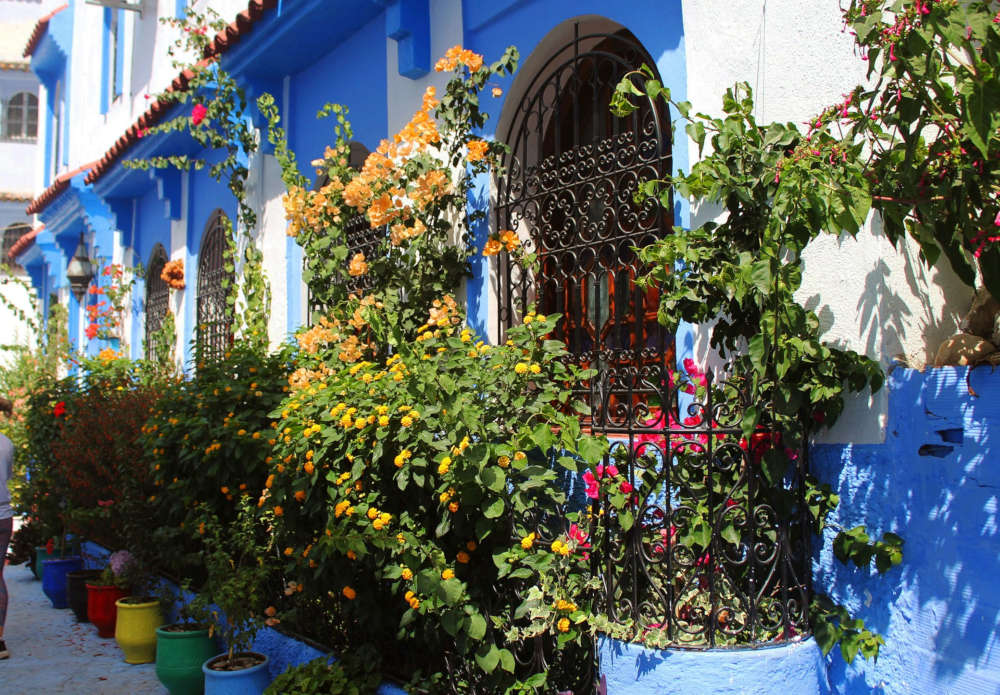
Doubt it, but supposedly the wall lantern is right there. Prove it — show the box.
[65,232,94,302]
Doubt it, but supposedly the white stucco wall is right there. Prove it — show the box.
[681,0,972,443]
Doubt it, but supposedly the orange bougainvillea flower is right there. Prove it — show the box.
[161,259,186,289]
[348,252,369,277]
[434,45,484,73]
[482,238,503,257]
[466,139,489,162]
[499,230,520,252]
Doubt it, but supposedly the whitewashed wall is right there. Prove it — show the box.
[682,0,972,442]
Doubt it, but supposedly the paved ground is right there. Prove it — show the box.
[1,560,169,694]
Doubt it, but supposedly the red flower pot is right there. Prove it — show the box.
[86,583,129,638]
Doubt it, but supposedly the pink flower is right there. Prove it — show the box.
[97,499,114,507]
[53,401,66,417]
[191,103,208,125]
[994,210,1000,227]
[605,464,619,478]
[568,523,589,545]
[620,481,634,494]
[582,470,599,499]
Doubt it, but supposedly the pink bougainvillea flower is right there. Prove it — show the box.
[582,469,599,499]
[97,499,114,507]
[568,523,589,545]
[605,464,619,478]
[620,481,634,494]
[191,103,208,125]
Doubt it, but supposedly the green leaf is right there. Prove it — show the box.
[467,612,487,640]
[475,643,500,673]
[483,497,506,519]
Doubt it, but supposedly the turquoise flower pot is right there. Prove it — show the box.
[202,652,270,695]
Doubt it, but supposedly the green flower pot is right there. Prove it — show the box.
[156,625,218,695]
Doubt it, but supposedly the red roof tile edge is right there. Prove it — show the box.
[25,160,98,216]
[7,224,46,260]
[23,4,69,59]
[83,0,278,187]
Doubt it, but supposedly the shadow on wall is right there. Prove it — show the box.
[811,366,1000,695]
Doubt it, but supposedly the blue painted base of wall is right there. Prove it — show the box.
[599,637,830,695]
[813,366,1000,695]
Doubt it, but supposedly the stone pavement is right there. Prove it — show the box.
[0,561,169,694]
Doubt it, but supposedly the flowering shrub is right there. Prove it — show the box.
[141,343,290,576]
[262,44,518,332]
[267,297,606,690]
[84,263,136,347]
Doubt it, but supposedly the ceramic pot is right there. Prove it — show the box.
[86,583,129,638]
[41,556,83,608]
[202,652,270,695]
[156,624,217,695]
[115,597,164,664]
[67,569,102,621]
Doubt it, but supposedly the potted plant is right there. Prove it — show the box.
[109,549,165,664]
[194,499,277,694]
[40,533,83,608]
[86,550,133,638]
[155,582,218,695]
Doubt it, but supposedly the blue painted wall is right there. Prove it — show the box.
[288,14,388,180]
[812,367,1000,694]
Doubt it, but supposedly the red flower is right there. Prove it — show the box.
[85,323,98,339]
[53,401,66,417]
[191,103,208,125]
[45,538,54,554]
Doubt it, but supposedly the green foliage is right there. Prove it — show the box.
[612,64,894,660]
[265,650,382,695]
[267,302,605,691]
[185,497,279,662]
[833,526,904,573]
[811,595,886,664]
[142,342,290,576]
[843,0,1000,298]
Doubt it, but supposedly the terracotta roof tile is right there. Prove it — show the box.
[25,161,98,215]
[23,4,69,59]
[84,0,277,186]
[7,224,45,260]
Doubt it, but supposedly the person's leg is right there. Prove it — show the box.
[0,516,12,643]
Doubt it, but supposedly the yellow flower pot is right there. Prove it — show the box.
[115,598,164,664]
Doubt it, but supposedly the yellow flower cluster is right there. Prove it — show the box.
[550,540,572,556]
[437,456,452,475]
[204,442,222,455]
[394,449,412,467]
[334,500,355,518]
[521,532,536,550]
[441,568,455,580]
[555,599,577,613]
[404,590,420,610]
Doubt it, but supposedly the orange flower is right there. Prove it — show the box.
[294,490,306,502]
[482,238,502,257]
[304,461,315,475]
[492,87,503,97]
[342,586,356,600]
[456,551,470,564]
[348,252,369,277]
[466,139,489,162]
[274,505,284,517]
[499,230,520,251]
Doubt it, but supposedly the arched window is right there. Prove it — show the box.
[495,26,673,424]
[196,211,234,362]
[2,223,29,271]
[4,92,38,140]
[145,245,169,360]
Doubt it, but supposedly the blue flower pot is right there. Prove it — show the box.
[202,652,270,695]
[41,556,83,609]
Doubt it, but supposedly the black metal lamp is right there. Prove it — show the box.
[65,232,94,302]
